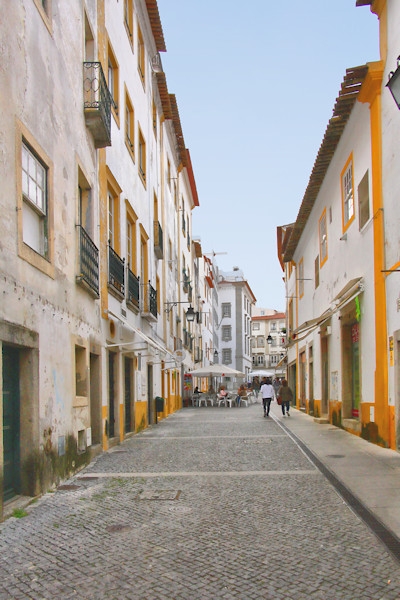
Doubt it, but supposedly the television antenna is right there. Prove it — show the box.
[204,251,228,258]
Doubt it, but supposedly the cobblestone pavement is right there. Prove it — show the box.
[1,404,400,600]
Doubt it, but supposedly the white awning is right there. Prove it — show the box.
[105,310,175,358]
[290,277,364,345]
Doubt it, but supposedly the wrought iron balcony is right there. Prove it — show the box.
[182,269,190,293]
[127,267,140,310]
[141,281,157,321]
[83,62,112,148]
[153,220,163,259]
[76,225,99,297]
[194,347,203,363]
[108,245,125,297]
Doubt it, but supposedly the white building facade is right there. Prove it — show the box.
[216,268,256,378]
[0,0,206,517]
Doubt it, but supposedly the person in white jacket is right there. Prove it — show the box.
[260,377,275,417]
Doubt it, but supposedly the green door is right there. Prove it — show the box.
[2,346,21,501]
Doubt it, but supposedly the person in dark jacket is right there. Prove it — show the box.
[277,379,293,417]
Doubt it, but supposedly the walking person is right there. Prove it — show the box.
[277,379,293,417]
[260,377,275,417]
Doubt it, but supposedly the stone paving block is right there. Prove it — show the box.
[1,406,400,599]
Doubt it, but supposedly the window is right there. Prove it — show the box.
[107,171,121,252]
[319,209,328,267]
[107,41,119,118]
[182,210,186,234]
[126,212,136,271]
[152,98,157,137]
[257,355,265,366]
[298,258,304,298]
[167,159,171,189]
[222,303,231,318]
[137,25,145,85]
[221,325,232,341]
[270,322,277,331]
[138,127,146,186]
[22,141,48,257]
[222,349,232,364]
[358,170,370,230]
[270,354,278,366]
[315,255,320,289]
[78,168,92,234]
[252,322,260,330]
[75,345,87,397]
[125,89,135,158]
[124,0,133,44]
[168,239,173,270]
[257,337,264,348]
[341,154,355,231]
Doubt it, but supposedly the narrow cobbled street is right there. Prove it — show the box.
[1,403,400,600]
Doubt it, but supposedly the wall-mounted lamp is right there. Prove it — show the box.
[213,349,219,363]
[267,334,273,345]
[387,56,400,108]
[164,301,197,322]
[185,305,196,322]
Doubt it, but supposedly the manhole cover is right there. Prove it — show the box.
[326,454,345,459]
[137,490,181,501]
[57,484,80,491]
[106,524,132,533]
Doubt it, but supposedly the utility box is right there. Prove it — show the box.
[155,396,165,412]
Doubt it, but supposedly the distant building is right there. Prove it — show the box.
[251,311,286,378]
[216,267,256,378]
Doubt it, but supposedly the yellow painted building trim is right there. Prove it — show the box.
[135,401,148,433]
[119,403,124,441]
[97,0,109,320]
[340,153,355,234]
[371,0,387,63]
[102,404,108,450]
[313,399,322,418]
[383,260,400,276]
[358,61,388,445]
[389,404,396,450]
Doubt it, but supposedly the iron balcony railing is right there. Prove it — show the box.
[76,225,99,296]
[141,281,157,319]
[127,267,140,309]
[83,62,112,148]
[108,245,125,296]
[153,220,163,259]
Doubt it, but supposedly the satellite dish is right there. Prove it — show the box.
[173,349,186,363]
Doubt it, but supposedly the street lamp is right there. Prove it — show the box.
[387,56,400,109]
[185,305,196,322]
[164,301,198,322]
[213,349,219,363]
[267,334,273,345]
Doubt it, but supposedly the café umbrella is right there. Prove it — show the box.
[247,370,274,378]
[189,364,245,378]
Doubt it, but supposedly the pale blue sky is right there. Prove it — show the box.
[157,1,379,310]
